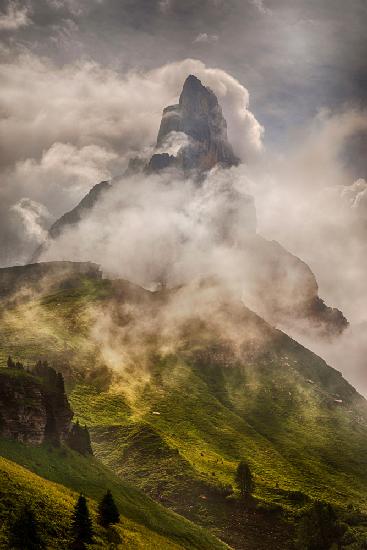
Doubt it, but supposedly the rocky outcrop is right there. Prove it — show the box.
[50,181,111,240]
[66,421,93,455]
[151,74,239,174]
[32,180,111,262]
[239,236,348,336]
[0,261,102,301]
[33,361,73,444]
[0,362,92,453]
[0,370,47,445]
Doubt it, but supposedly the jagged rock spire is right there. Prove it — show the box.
[150,74,239,174]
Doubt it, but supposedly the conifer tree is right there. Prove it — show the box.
[235,460,254,499]
[297,501,345,549]
[98,490,120,527]
[8,507,45,549]
[7,356,15,369]
[71,494,94,549]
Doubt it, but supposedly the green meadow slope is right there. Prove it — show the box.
[1,275,367,548]
[0,437,227,549]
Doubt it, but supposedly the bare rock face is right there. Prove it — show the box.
[152,75,239,173]
[239,235,348,336]
[32,181,111,262]
[33,361,74,444]
[0,371,46,444]
[0,364,74,447]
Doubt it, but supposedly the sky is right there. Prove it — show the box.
[0,0,366,389]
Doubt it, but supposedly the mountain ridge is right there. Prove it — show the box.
[29,74,347,338]
[0,270,365,547]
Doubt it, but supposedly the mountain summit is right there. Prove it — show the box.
[149,74,239,173]
[34,75,240,260]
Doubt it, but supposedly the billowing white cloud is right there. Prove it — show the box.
[0,53,263,264]
[156,131,191,156]
[342,178,367,209]
[0,54,262,171]
[11,198,51,243]
[5,142,118,216]
[39,166,256,286]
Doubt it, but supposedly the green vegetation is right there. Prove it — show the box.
[0,452,191,549]
[98,490,120,527]
[8,507,46,550]
[296,501,345,550]
[235,461,254,499]
[0,438,227,549]
[1,276,367,548]
[71,494,94,548]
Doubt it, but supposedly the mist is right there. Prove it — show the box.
[34,96,367,394]
[0,0,366,395]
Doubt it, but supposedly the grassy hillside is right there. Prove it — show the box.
[0,438,227,549]
[1,275,367,548]
[0,455,185,549]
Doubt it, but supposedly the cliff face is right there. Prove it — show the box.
[33,362,74,444]
[240,236,348,336]
[0,364,90,450]
[0,370,47,445]
[31,181,111,262]
[152,74,239,173]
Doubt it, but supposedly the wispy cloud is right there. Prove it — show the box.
[11,198,51,243]
[250,0,271,15]
[0,1,31,31]
[193,32,219,44]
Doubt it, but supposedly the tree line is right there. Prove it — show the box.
[8,490,120,549]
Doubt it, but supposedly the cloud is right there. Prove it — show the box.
[245,108,367,312]
[1,38,365,394]
[11,198,51,243]
[0,1,31,30]
[341,178,367,209]
[156,131,191,156]
[158,0,171,14]
[0,54,262,169]
[38,167,256,287]
[237,107,367,391]
[7,142,118,211]
[193,32,219,44]
[0,52,263,264]
[45,0,102,17]
[0,141,119,265]
[250,0,271,15]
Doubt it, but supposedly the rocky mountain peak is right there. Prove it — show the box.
[179,74,218,117]
[152,74,239,174]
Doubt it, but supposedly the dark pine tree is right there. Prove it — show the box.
[71,494,94,549]
[235,460,254,499]
[297,500,345,550]
[98,490,120,527]
[8,507,45,550]
[7,356,15,368]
